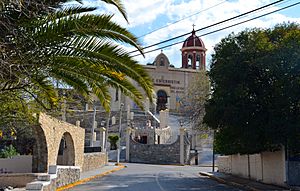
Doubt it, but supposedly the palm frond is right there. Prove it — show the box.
[51,37,152,102]
[50,69,90,98]
[101,0,128,22]
[32,14,143,55]
[90,82,111,112]
[29,76,58,107]
[51,55,147,111]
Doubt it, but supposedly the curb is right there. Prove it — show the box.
[56,165,125,191]
[199,172,260,191]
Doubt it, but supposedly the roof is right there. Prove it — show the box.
[182,29,205,48]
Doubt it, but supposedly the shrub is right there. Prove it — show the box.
[108,135,119,150]
[0,145,19,158]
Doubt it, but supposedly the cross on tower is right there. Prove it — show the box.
[192,24,196,30]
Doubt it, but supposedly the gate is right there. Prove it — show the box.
[287,155,300,186]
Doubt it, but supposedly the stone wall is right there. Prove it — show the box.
[26,165,80,191]
[129,136,190,164]
[33,113,85,173]
[54,166,80,188]
[217,149,286,186]
[82,152,108,172]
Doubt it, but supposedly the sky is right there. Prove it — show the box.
[75,0,300,69]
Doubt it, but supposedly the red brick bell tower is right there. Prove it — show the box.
[181,28,207,70]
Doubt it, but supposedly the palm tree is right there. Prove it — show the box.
[0,0,153,112]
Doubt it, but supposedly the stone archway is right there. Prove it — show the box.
[32,113,84,173]
[157,90,168,112]
[56,132,75,166]
[32,125,48,173]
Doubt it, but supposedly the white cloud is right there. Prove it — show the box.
[80,0,300,68]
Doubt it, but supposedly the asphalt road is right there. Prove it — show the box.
[69,163,244,191]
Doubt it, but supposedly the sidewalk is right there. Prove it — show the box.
[80,162,124,179]
[199,171,293,191]
[57,162,125,191]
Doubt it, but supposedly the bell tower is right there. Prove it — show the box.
[181,28,207,70]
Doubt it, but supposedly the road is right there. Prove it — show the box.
[69,163,244,191]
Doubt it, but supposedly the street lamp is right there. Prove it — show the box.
[212,130,215,172]
[212,129,219,172]
[117,103,124,165]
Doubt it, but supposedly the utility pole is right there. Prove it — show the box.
[117,103,124,165]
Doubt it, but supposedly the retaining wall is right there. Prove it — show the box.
[0,173,39,188]
[217,149,286,186]
[129,136,190,164]
[82,152,108,172]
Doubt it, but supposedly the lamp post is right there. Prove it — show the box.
[212,130,215,172]
[212,129,218,172]
[179,120,185,165]
[117,103,124,165]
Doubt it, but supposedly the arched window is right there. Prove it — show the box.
[196,54,201,69]
[160,57,165,66]
[156,90,168,113]
[187,55,193,68]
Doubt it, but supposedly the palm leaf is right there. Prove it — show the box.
[101,0,128,22]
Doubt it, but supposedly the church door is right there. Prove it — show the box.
[157,90,167,112]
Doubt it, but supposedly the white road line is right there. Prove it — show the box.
[156,172,167,191]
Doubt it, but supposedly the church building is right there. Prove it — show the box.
[139,29,207,113]
[105,29,207,115]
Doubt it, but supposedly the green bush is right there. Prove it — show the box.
[0,145,19,158]
[108,135,119,150]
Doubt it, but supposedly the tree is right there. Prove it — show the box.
[180,70,210,129]
[0,0,153,154]
[204,23,300,155]
[0,0,153,113]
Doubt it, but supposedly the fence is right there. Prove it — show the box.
[0,155,32,173]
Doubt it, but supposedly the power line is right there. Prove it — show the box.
[129,0,284,54]
[131,1,300,57]
[198,0,291,34]
[136,0,228,39]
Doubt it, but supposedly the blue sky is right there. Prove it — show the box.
[78,0,300,69]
